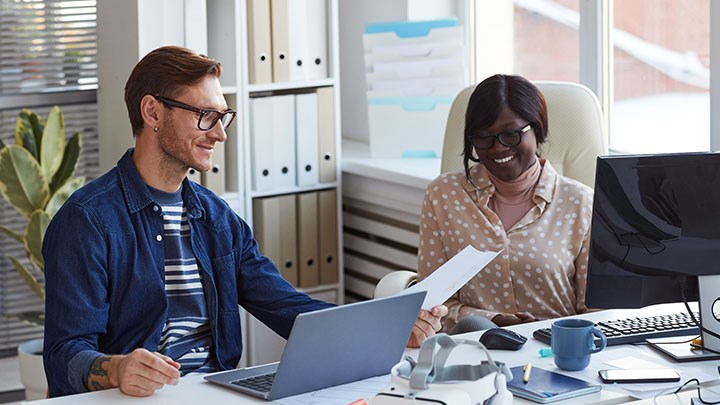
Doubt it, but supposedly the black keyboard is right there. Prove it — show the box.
[231,372,276,392]
[533,312,700,346]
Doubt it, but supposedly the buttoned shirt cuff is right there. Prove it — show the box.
[68,350,103,394]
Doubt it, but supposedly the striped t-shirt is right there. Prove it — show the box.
[149,185,215,374]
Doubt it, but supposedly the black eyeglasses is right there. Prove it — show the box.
[154,95,237,131]
[468,124,532,150]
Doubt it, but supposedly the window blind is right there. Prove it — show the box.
[0,0,98,94]
[0,0,97,358]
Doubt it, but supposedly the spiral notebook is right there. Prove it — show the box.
[507,366,601,404]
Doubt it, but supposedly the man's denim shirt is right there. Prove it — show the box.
[42,149,332,397]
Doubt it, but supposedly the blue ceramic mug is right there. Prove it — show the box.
[551,319,607,371]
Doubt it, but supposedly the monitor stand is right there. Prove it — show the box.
[647,274,720,362]
[697,274,720,352]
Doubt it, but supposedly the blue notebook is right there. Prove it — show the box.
[507,366,601,404]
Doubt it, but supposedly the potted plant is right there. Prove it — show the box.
[0,106,85,400]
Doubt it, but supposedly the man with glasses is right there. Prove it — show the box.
[42,45,445,398]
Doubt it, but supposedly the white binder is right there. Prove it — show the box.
[316,86,336,183]
[305,0,328,80]
[202,141,226,195]
[247,0,272,84]
[286,0,309,81]
[270,0,290,82]
[187,167,202,184]
[253,195,298,287]
[271,95,296,189]
[138,0,183,56]
[295,93,319,186]
[296,191,319,288]
[183,0,207,54]
[249,97,275,191]
[318,188,338,284]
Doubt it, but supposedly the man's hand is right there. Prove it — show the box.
[407,305,448,348]
[492,312,537,327]
[87,349,181,397]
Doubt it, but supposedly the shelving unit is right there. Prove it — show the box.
[97,0,343,368]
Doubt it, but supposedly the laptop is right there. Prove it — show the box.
[204,291,426,400]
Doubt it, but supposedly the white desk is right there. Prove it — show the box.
[27,303,718,405]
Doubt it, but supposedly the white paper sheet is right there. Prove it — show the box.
[276,374,389,405]
[399,245,500,310]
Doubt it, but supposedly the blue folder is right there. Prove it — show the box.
[507,366,602,404]
[365,18,458,37]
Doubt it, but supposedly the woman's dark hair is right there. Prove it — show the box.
[462,74,548,180]
[124,46,223,136]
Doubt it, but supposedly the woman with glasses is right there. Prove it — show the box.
[418,74,593,332]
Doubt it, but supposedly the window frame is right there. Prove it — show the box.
[476,0,718,153]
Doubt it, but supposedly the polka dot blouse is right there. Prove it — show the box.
[417,160,594,331]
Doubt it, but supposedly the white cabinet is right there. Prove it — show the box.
[97,0,343,368]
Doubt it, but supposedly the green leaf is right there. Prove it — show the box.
[0,137,6,150]
[24,209,51,270]
[8,256,45,301]
[40,106,65,185]
[0,224,23,244]
[50,132,82,193]
[0,145,50,218]
[46,176,85,217]
[15,110,39,160]
[28,111,45,151]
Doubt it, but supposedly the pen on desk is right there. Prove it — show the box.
[523,362,532,384]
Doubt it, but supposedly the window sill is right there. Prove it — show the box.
[341,139,440,189]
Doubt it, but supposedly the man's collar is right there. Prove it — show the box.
[116,148,204,218]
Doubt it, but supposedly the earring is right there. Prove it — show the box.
[153,126,159,132]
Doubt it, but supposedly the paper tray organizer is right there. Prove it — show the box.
[363,18,466,158]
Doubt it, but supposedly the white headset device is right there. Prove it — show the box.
[372,333,514,405]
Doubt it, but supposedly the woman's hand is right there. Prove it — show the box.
[407,305,448,348]
[492,312,537,326]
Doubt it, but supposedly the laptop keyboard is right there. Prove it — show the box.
[230,372,276,393]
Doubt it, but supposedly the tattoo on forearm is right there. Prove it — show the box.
[87,356,111,391]
[90,381,106,391]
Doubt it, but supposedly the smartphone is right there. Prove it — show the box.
[598,368,680,384]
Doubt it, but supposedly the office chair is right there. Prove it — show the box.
[373,81,607,300]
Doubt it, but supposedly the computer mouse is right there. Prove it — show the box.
[479,327,528,350]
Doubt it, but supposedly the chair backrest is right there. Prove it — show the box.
[439,81,607,188]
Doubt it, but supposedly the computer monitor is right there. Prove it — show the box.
[585,152,720,352]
